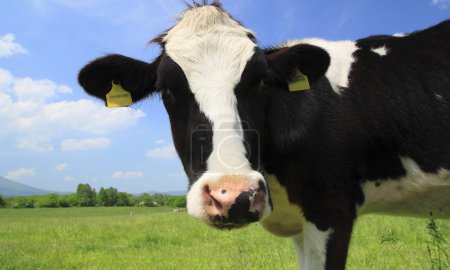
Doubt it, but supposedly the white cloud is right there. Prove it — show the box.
[6,168,35,180]
[0,33,28,58]
[112,171,144,179]
[13,77,72,103]
[16,135,54,153]
[432,0,449,9]
[55,163,69,171]
[0,68,145,152]
[0,68,14,86]
[146,144,177,159]
[61,138,111,152]
[155,139,166,145]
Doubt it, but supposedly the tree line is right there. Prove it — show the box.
[0,183,186,209]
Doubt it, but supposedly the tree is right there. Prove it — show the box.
[116,192,130,206]
[11,196,35,208]
[39,194,59,208]
[0,195,6,207]
[127,194,139,206]
[65,194,80,207]
[168,196,187,207]
[105,187,118,206]
[97,187,108,206]
[174,196,187,207]
[76,183,96,206]
[152,193,169,205]
[58,196,70,207]
[138,193,155,207]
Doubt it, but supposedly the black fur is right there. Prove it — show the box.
[259,19,450,269]
[78,54,161,102]
[157,55,213,185]
[78,7,450,268]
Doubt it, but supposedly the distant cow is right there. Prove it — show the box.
[78,1,450,269]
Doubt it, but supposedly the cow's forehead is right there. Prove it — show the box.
[163,5,257,96]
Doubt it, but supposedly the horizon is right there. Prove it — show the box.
[1,0,449,193]
[0,175,186,196]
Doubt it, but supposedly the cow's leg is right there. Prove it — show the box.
[293,220,353,270]
[322,219,354,270]
[297,190,356,270]
[292,234,305,269]
[294,222,334,270]
[291,223,335,270]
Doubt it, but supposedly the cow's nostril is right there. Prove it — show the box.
[203,185,223,210]
[210,194,223,210]
[221,189,227,194]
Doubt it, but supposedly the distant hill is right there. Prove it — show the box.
[135,190,187,196]
[0,176,186,197]
[0,177,63,197]
[165,190,187,196]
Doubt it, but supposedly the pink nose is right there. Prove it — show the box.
[202,175,266,228]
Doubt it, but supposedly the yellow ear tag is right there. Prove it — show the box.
[106,80,133,108]
[289,69,310,92]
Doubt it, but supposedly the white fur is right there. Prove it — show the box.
[164,6,255,173]
[393,33,407,37]
[303,222,333,270]
[371,45,389,56]
[292,234,306,270]
[359,157,450,218]
[164,6,272,220]
[285,39,358,93]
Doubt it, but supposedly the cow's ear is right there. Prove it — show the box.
[78,54,161,102]
[265,44,330,88]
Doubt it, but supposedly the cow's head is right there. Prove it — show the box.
[78,2,330,229]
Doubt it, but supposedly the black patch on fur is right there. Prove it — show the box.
[78,54,162,102]
[157,55,213,185]
[227,189,261,224]
[265,44,331,88]
[235,48,269,171]
[79,8,450,270]
[259,21,450,247]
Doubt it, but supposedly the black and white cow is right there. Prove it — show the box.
[78,2,450,269]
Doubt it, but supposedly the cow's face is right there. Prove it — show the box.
[78,4,330,229]
[157,6,272,228]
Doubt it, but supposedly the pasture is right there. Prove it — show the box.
[0,207,448,270]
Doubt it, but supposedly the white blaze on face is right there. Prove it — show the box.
[163,6,270,221]
[164,6,256,173]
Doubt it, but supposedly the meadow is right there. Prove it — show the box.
[0,207,448,270]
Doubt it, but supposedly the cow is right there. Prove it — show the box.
[78,1,450,269]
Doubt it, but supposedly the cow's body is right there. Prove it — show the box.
[78,2,450,269]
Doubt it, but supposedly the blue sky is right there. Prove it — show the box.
[0,0,448,193]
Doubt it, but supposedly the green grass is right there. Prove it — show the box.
[0,207,448,269]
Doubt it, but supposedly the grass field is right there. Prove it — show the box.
[0,207,448,270]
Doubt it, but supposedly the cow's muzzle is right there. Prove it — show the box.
[187,173,270,229]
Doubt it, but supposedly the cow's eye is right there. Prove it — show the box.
[161,88,176,101]
[161,88,173,97]
[162,89,172,95]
